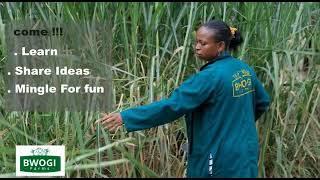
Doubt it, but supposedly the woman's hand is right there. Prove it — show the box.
[95,113,123,132]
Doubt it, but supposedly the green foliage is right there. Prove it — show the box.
[0,2,319,178]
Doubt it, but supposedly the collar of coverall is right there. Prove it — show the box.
[199,51,231,71]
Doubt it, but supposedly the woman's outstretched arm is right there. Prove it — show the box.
[98,70,219,132]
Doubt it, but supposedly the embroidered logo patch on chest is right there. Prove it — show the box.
[232,69,254,97]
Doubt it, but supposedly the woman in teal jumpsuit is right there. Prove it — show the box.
[97,20,271,178]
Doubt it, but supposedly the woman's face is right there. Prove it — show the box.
[195,26,225,61]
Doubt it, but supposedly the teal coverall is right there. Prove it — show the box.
[120,52,271,178]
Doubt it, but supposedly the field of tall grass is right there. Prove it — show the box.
[0,2,319,178]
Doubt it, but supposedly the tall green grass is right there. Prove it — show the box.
[0,2,319,177]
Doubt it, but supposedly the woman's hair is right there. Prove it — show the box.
[201,20,243,51]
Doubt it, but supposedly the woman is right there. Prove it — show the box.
[96,20,271,178]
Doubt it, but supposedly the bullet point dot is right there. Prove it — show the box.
[8,72,11,75]
[14,53,17,55]
[8,90,11,93]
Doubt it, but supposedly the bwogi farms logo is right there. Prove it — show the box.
[16,145,65,176]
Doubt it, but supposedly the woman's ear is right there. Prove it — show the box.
[217,41,226,53]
